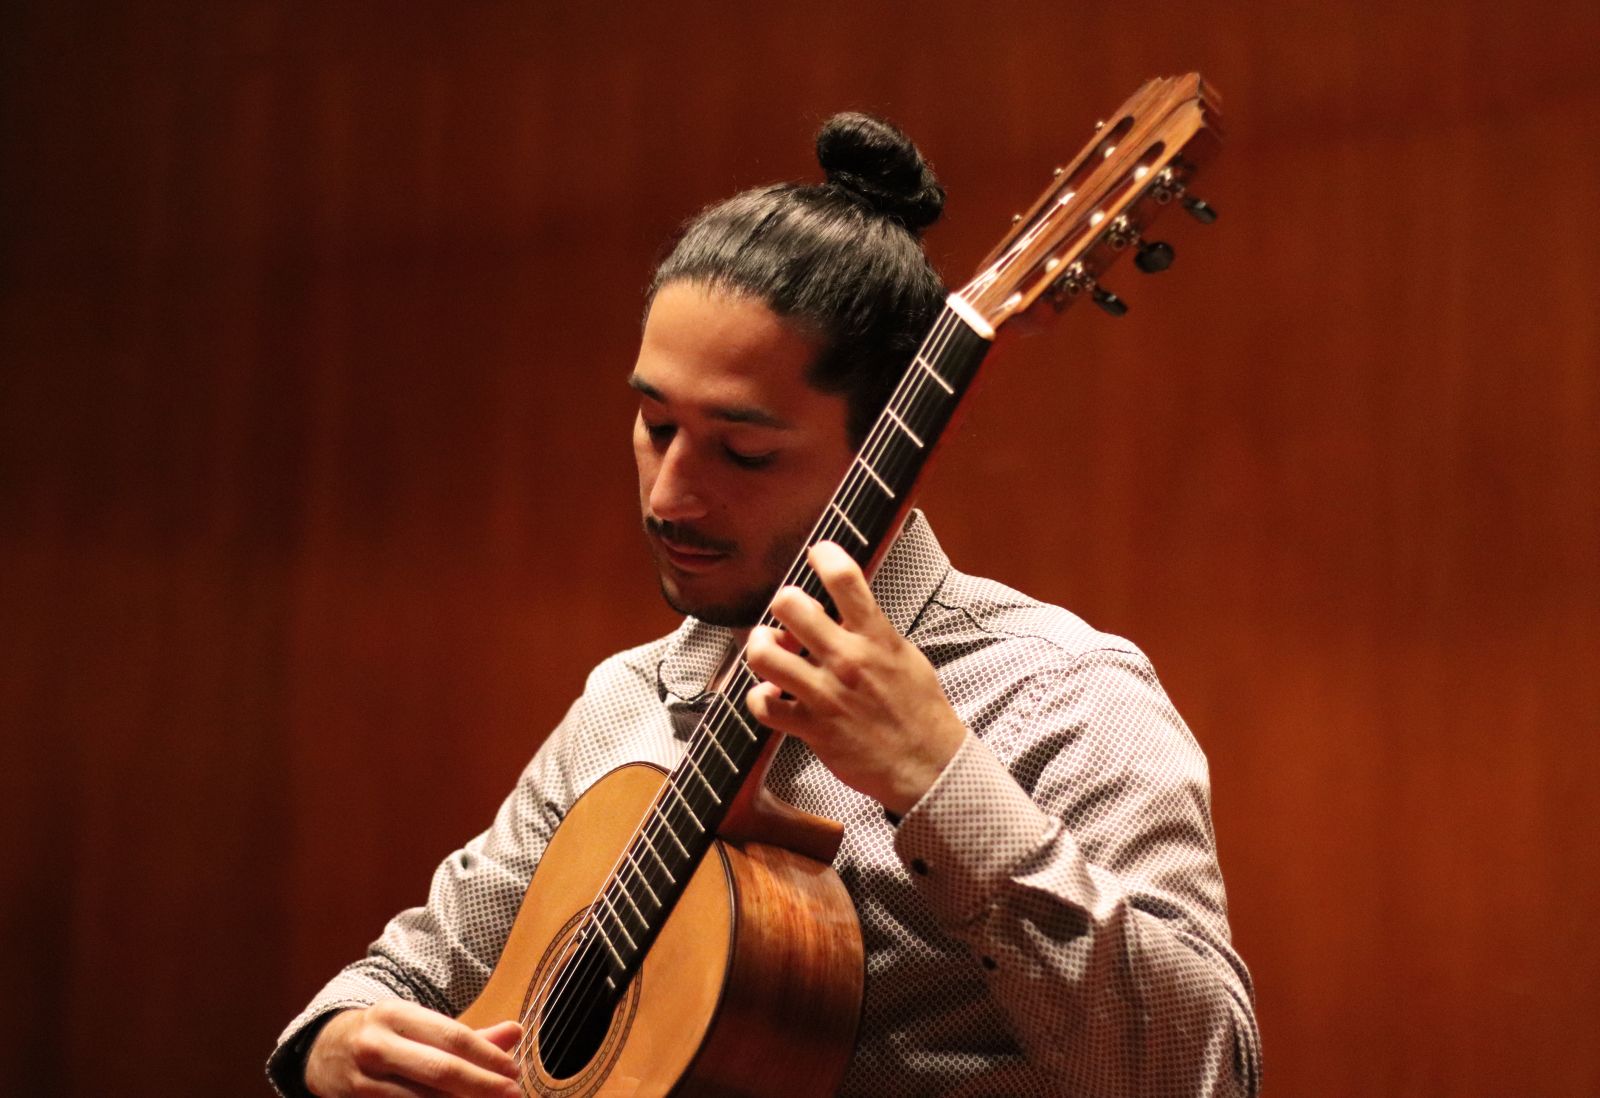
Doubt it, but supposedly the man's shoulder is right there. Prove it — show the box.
[534,630,688,777]
[579,630,680,701]
[917,566,1194,766]
[916,565,1143,672]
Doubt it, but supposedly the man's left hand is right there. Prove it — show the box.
[745,540,968,816]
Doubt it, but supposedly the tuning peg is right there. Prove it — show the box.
[1134,241,1175,274]
[1183,196,1218,224]
[1092,285,1129,317]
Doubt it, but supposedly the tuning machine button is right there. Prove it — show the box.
[1108,215,1176,275]
[1183,196,1218,224]
[1092,286,1129,317]
[1134,240,1175,273]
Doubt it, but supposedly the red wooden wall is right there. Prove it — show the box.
[3,2,1596,1094]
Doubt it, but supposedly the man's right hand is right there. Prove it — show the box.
[304,999,524,1098]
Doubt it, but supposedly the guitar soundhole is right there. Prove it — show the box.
[521,911,641,1094]
[537,947,621,1080]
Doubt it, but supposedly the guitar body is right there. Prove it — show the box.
[459,762,864,1097]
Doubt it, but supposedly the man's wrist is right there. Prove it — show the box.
[267,1008,349,1098]
[295,1008,353,1095]
[879,712,969,816]
[891,732,1056,928]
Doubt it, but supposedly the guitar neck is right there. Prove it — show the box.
[586,302,993,986]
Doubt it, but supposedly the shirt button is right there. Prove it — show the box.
[910,858,929,876]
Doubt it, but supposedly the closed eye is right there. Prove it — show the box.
[725,447,776,470]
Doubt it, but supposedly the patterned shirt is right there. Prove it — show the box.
[268,512,1261,1096]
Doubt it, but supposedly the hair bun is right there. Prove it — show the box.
[816,112,945,235]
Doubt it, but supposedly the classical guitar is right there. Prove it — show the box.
[458,73,1224,1096]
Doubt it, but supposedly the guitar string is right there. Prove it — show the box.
[519,306,971,1075]
[523,307,969,1075]
[523,307,967,1074]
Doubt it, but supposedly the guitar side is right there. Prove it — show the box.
[460,762,864,1097]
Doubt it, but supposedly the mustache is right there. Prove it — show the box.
[644,516,736,555]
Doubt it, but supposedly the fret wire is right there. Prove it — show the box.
[839,464,895,540]
[872,429,915,484]
[662,779,707,832]
[598,892,638,950]
[681,751,722,804]
[611,874,648,922]
[649,806,693,855]
[766,338,913,595]
[892,371,953,438]
[714,693,759,742]
[705,724,738,769]
[638,827,679,878]
[886,313,961,418]
[725,660,758,703]
[855,455,895,498]
[589,915,625,969]
[884,406,925,448]
[621,848,662,906]
[822,510,859,558]
[901,393,946,440]
[828,501,868,545]
[915,352,955,393]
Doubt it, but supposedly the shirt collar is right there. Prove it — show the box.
[655,509,951,719]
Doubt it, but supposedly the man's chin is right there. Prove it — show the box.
[657,578,767,629]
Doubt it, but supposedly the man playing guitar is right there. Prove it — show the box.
[269,110,1260,1098]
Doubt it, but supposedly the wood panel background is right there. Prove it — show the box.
[2,2,1596,1095]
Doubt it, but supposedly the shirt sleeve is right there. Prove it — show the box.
[890,646,1261,1098]
[264,695,590,1097]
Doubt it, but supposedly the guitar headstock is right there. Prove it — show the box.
[957,74,1223,329]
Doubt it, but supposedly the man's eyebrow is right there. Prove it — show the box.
[627,374,792,429]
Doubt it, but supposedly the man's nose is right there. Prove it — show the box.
[648,437,709,522]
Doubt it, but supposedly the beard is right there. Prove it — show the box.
[657,578,771,629]
[645,515,812,628]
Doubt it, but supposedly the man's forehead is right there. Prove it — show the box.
[627,373,792,429]
[630,283,845,430]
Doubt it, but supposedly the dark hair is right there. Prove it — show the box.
[647,112,947,442]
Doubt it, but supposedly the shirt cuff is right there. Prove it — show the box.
[891,730,1055,930]
[265,1008,349,1098]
